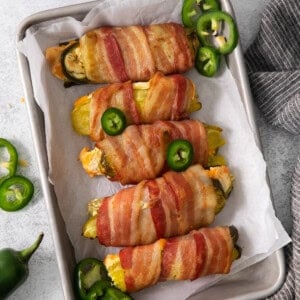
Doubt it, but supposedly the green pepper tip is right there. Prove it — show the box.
[20,233,44,263]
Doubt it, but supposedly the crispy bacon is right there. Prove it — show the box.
[113,25,155,81]
[144,23,194,75]
[88,72,197,141]
[96,165,219,247]
[140,72,196,122]
[95,119,208,184]
[81,29,129,83]
[81,23,193,83]
[106,226,235,292]
[90,81,139,141]
[119,240,164,292]
[46,23,195,84]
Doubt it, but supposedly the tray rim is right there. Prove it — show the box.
[15,1,286,299]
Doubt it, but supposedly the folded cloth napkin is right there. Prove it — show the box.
[244,0,300,299]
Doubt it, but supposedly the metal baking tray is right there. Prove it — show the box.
[16,1,285,299]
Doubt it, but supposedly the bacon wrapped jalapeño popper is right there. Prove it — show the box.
[79,119,226,185]
[83,164,234,247]
[46,23,198,86]
[72,72,201,140]
[103,226,240,293]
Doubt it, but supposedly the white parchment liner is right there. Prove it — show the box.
[18,0,291,299]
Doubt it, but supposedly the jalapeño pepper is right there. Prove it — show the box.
[0,233,44,298]
[196,11,238,54]
[103,287,133,300]
[195,46,221,77]
[0,175,34,212]
[101,108,127,136]
[182,0,221,28]
[61,41,89,85]
[75,258,133,300]
[167,139,194,171]
[88,281,113,299]
[0,138,18,185]
[74,258,111,300]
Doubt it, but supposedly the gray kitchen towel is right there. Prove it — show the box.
[244,0,300,299]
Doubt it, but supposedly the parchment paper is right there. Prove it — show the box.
[18,0,291,299]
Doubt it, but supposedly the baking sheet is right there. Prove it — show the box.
[16,0,290,299]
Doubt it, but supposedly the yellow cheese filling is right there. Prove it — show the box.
[104,254,126,292]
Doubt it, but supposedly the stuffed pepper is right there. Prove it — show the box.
[79,119,226,185]
[104,226,240,293]
[83,164,234,247]
[46,23,198,86]
[72,72,201,140]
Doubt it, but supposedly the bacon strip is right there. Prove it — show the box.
[101,29,129,82]
[106,226,235,292]
[79,23,194,83]
[144,23,194,75]
[119,239,165,292]
[140,72,196,123]
[87,72,197,141]
[96,165,219,246]
[81,28,129,83]
[46,23,195,83]
[95,119,208,184]
[113,26,155,81]
[90,81,139,141]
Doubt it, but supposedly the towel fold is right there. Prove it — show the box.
[245,0,300,298]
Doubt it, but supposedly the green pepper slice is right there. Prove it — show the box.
[103,287,133,300]
[84,281,112,300]
[0,175,34,212]
[195,46,221,77]
[74,257,112,300]
[196,11,238,54]
[0,138,18,185]
[101,108,127,136]
[182,0,221,28]
[61,42,89,85]
[167,139,194,172]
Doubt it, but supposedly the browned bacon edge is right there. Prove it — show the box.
[96,119,208,185]
[105,226,235,293]
[97,165,218,247]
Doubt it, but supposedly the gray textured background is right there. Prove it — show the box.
[0,0,298,299]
